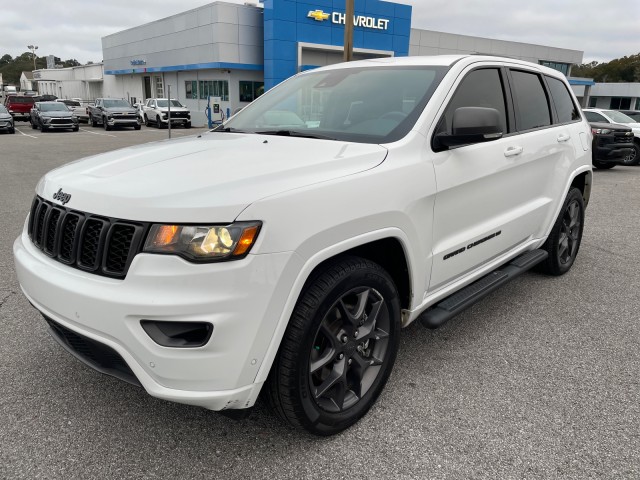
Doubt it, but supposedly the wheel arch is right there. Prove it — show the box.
[253,229,415,386]
[570,168,592,208]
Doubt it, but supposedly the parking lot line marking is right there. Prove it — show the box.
[15,128,38,139]
[79,128,117,138]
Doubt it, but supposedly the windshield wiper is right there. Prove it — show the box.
[212,126,245,133]
[255,130,337,141]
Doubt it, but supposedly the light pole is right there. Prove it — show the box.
[27,45,38,71]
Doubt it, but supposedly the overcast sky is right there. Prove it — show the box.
[2,0,638,65]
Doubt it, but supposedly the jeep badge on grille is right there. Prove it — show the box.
[53,188,72,205]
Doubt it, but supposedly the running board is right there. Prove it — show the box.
[419,249,548,329]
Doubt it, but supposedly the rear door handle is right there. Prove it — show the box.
[557,133,571,142]
[504,146,523,157]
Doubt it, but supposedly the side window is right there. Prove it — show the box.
[437,68,508,136]
[546,76,581,123]
[509,70,551,131]
[584,111,607,123]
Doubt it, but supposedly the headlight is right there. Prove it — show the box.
[591,128,612,135]
[143,222,261,262]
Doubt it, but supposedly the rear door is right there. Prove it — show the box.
[429,63,563,291]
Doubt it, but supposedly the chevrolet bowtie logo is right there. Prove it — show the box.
[307,9,330,21]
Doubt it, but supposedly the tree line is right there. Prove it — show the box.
[0,52,84,86]
[571,53,640,82]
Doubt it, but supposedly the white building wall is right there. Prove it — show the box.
[409,28,583,69]
[33,64,104,101]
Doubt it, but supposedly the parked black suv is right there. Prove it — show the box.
[590,122,634,169]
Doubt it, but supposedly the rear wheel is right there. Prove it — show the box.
[265,256,400,435]
[537,187,584,276]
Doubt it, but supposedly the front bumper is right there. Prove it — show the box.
[107,117,140,126]
[14,225,297,410]
[0,120,13,130]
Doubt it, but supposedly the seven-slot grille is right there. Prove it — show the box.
[28,196,148,279]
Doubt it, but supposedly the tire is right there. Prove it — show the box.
[9,127,15,134]
[537,187,584,276]
[620,141,640,166]
[103,117,112,131]
[185,122,192,129]
[73,126,79,132]
[134,124,141,130]
[89,115,97,127]
[592,159,615,169]
[31,119,37,130]
[144,115,150,127]
[156,115,163,128]
[265,256,401,436]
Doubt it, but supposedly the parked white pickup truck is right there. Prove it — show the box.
[56,99,88,122]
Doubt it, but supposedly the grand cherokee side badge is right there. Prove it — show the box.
[53,188,72,205]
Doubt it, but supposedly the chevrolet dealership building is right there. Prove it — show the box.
[44,0,586,126]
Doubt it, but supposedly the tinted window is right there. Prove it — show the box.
[437,68,508,136]
[584,111,607,123]
[510,70,551,131]
[546,76,580,123]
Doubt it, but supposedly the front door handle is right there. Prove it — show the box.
[557,133,571,142]
[504,146,523,157]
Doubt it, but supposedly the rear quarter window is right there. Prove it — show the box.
[546,76,581,123]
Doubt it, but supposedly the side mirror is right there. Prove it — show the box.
[435,107,503,149]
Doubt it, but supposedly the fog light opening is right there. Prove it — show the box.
[140,320,213,348]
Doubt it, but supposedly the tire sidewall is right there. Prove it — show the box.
[547,188,585,275]
[289,260,401,434]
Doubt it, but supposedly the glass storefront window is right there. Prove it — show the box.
[239,81,265,102]
[185,81,197,99]
[199,80,229,101]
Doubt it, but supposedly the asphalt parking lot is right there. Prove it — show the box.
[1,122,639,479]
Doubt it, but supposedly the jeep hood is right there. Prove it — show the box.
[37,132,388,222]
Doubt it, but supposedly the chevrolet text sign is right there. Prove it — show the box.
[307,9,390,30]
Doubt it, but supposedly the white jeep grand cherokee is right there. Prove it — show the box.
[14,55,592,435]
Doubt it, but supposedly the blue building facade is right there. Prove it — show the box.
[263,0,412,90]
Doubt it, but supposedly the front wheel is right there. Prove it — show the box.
[537,187,585,276]
[265,256,400,435]
[103,117,112,131]
[592,159,615,169]
[620,142,640,166]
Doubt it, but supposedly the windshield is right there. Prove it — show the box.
[61,100,81,107]
[157,99,184,108]
[221,65,447,143]
[40,103,70,112]
[8,96,34,104]
[603,110,636,124]
[103,99,131,108]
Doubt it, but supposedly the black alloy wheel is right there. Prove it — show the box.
[309,286,391,413]
[620,142,640,166]
[537,187,584,276]
[265,256,400,435]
